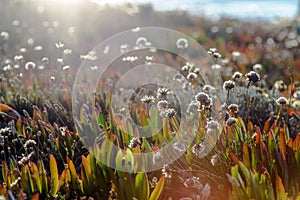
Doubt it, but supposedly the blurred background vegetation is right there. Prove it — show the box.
[0,0,300,199]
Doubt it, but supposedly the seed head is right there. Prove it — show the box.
[173,73,184,83]
[232,72,243,82]
[55,41,64,48]
[157,100,168,110]
[187,101,200,113]
[14,55,24,62]
[0,127,10,135]
[57,58,64,64]
[157,87,171,99]
[274,80,287,92]
[25,61,36,70]
[293,90,300,100]
[195,92,209,103]
[203,85,215,92]
[195,92,212,108]
[208,48,221,59]
[191,143,205,156]
[165,108,176,118]
[187,72,197,80]
[42,57,49,64]
[223,80,235,90]
[181,65,189,72]
[141,95,155,104]
[162,164,172,178]
[63,49,72,55]
[193,67,200,75]
[292,100,300,110]
[207,48,217,54]
[128,137,141,148]
[246,71,260,83]
[109,189,118,199]
[173,142,186,152]
[276,97,288,105]
[232,51,241,58]
[0,31,9,41]
[213,52,221,59]
[253,64,263,73]
[226,117,237,126]
[211,64,222,70]
[228,104,239,113]
[206,120,219,129]
[24,139,37,149]
[210,154,218,166]
[62,65,70,70]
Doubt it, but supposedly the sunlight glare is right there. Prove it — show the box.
[41,0,83,4]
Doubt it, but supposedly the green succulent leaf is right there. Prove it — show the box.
[116,148,134,174]
[49,154,59,197]
[68,158,81,193]
[30,162,42,194]
[38,160,48,195]
[135,172,150,200]
[2,161,8,185]
[81,155,93,195]
[238,161,251,186]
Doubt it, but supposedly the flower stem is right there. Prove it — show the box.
[245,81,251,125]
[226,90,230,105]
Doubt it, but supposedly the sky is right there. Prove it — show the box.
[91,0,299,19]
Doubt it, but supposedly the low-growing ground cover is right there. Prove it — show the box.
[0,1,299,199]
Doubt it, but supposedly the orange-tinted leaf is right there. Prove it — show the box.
[31,193,39,200]
[263,119,271,134]
[255,126,261,144]
[279,131,286,157]
[287,139,293,149]
[59,168,71,194]
[230,151,239,164]
[276,176,287,199]
[285,107,295,116]
[152,146,159,151]
[226,126,232,140]
[247,120,254,133]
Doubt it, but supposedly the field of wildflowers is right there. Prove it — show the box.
[0,0,300,199]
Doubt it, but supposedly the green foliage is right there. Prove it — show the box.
[1,152,167,199]
[0,2,300,199]
[49,154,59,197]
[149,176,165,200]
[227,121,300,199]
